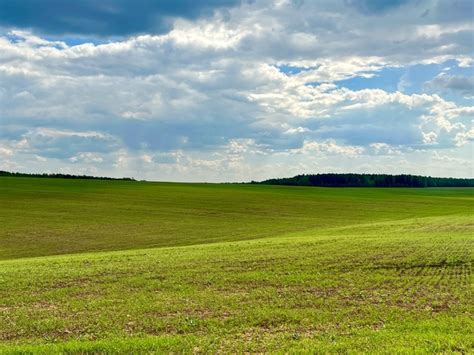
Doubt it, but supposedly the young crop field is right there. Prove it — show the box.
[0,177,473,353]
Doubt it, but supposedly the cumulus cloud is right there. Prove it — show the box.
[69,152,104,164]
[18,128,120,159]
[0,0,473,180]
[455,127,474,146]
[0,146,13,156]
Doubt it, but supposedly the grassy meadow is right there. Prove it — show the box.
[0,177,473,352]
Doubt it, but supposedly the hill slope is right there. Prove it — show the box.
[0,177,472,352]
[1,177,472,259]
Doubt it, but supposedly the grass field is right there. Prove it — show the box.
[0,177,473,353]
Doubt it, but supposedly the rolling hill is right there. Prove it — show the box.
[0,177,472,352]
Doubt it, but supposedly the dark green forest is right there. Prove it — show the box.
[2,170,473,187]
[0,170,134,181]
[256,174,474,187]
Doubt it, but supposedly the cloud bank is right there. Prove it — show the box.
[0,0,473,180]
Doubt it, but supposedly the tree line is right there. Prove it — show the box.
[2,170,472,187]
[0,170,135,181]
[255,173,474,187]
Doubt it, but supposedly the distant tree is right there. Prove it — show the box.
[0,170,135,181]
[257,173,474,188]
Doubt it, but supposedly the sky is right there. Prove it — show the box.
[0,0,473,182]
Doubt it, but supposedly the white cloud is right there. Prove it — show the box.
[0,146,13,156]
[422,132,438,144]
[69,152,104,164]
[369,143,402,155]
[455,127,474,146]
[298,140,364,157]
[1,0,473,180]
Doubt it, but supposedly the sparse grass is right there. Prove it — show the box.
[0,177,472,352]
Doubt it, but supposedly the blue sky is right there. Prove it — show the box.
[0,0,473,181]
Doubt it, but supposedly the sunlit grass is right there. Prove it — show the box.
[0,177,472,352]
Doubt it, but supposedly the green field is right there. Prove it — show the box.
[0,177,473,353]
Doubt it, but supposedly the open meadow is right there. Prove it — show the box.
[0,177,473,352]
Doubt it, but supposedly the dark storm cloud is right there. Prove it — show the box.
[0,0,241,37]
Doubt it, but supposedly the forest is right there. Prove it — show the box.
[0,170,134,181]
[256,173,474,187]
